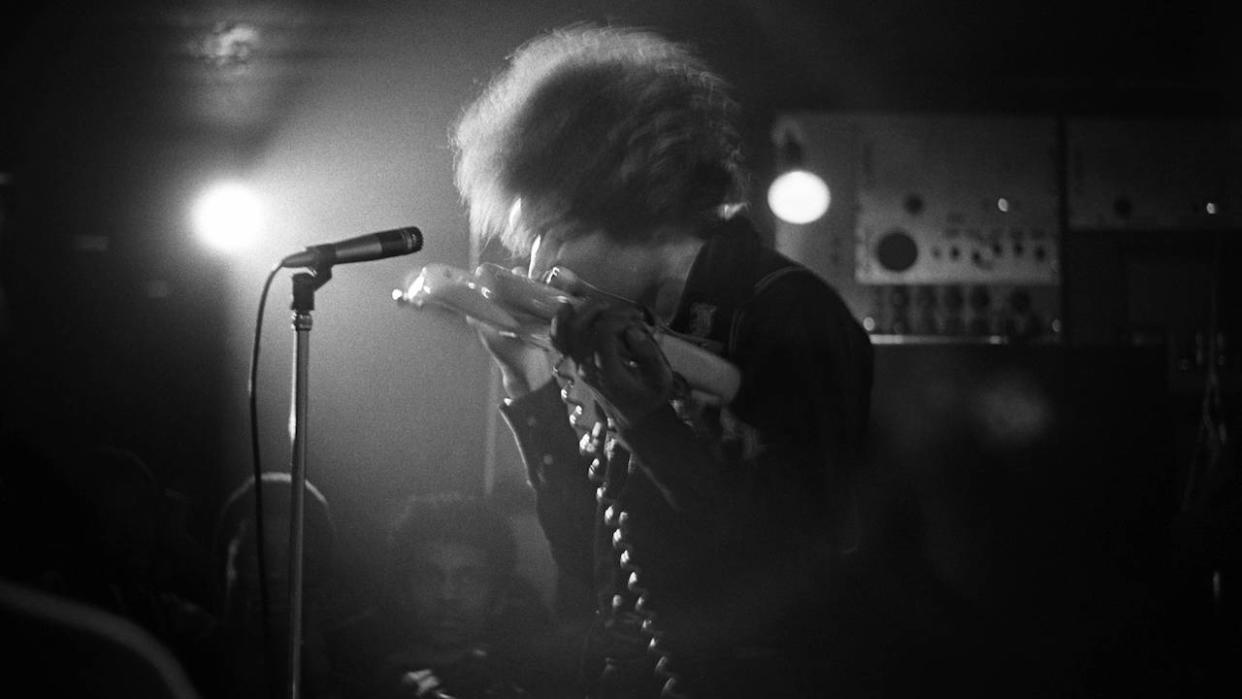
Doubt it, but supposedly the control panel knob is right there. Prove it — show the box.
[876,229,918,273]
[903,193,925,216]
[1113,196,1133,220]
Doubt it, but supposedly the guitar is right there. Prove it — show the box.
[394,262,741,404]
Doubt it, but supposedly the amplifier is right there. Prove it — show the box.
[1066,118,1242,231]
[773,112,1062,341]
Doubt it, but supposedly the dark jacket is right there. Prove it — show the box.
[501,216,873,698]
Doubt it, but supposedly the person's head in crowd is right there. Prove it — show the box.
[208,474,339,699]
[214,472,337,632]
[385,493,518,657]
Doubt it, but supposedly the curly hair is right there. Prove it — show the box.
[452,24,746,256]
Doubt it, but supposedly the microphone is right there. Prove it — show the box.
[280,226,423,268]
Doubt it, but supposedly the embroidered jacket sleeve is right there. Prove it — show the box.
[621,266,872,594]
[498,381,597,616]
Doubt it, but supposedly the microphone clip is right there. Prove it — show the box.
[292,266,332,313]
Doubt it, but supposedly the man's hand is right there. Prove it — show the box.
[469,318,554,400]
[550,299,673,429]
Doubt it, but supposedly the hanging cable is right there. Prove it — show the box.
[249,263,282,699]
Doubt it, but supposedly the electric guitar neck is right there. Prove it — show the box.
[395,263,741,404]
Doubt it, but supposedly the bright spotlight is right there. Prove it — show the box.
[192,181,262,252]
[768,170,831,225]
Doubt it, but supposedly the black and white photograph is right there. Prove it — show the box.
[2,2,1238,697]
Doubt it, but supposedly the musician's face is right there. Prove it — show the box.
[528,231,657,307]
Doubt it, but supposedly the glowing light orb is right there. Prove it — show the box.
[768,170,831,224]
[192,181,262,252]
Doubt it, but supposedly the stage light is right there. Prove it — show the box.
[192,181,262,252]
[767,123,830,225]
[768,169,831,225]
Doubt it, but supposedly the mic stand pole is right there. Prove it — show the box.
[287,266,331,699]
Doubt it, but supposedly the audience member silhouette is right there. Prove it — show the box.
[208,472,341,699]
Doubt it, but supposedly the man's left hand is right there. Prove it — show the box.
[550,299,673,429]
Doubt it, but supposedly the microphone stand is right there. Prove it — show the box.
[286,266,331,699]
